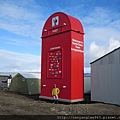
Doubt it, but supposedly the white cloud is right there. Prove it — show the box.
[0,1,46,39]
[107,38,120,51]
[0,1,120,74]
[89,42,104,58]
[0,36,40,47]
[83,7,120,27]
[83,7,120,72]
[85,38,120,66]
[84,67,91,73]
[84,26,120,72]
[0,50,41,72]
[85,27,120,43]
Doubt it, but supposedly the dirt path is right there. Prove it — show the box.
[0,90,120,115]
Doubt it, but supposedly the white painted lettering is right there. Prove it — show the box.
[71,38,83,53]
[52,29,58,33]
[50,46,61,50]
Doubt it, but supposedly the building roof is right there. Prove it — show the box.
[20,72,40,79]
[90,47,120,64]
[0,72,18,78]
[0,72,41,79]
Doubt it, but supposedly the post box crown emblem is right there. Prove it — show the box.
[52,16,59,27]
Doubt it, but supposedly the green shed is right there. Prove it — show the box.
[9,73,40,95]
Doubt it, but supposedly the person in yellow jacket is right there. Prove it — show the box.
[52,84,60,104]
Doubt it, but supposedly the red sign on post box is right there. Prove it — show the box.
[40,12,84,103]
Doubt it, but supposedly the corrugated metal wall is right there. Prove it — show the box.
[91,47,120,105]
[84,76,91,94]
[0,76,9,89]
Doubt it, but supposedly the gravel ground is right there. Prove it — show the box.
[0,90,120,116]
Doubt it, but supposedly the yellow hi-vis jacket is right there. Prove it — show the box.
[52,88,60,96]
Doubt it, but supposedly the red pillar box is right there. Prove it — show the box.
[40,12,84,103]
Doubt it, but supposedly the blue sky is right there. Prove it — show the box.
[0,0,120,72]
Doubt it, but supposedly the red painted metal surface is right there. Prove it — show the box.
[40,12,84,102]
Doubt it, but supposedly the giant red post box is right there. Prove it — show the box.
[40,12,84,102]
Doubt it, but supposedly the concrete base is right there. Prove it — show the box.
[39,96,84,103]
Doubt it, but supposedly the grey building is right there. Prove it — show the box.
[90,47,120,105]
[0,72,18,89]
[84,73,91,94]
[0,74,9,89]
